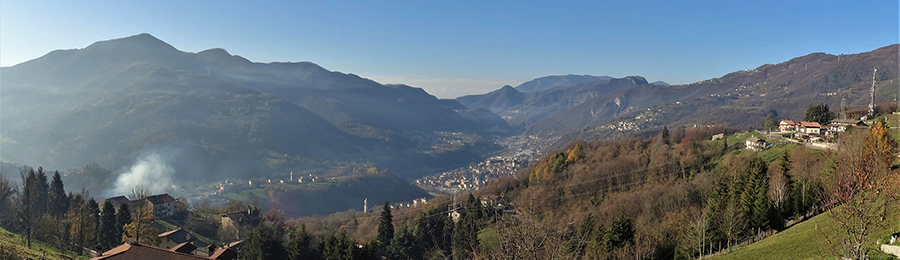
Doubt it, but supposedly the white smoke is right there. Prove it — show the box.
[111,151,176,197]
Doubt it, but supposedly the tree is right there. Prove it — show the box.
[323,229,368,260]
[97,200,118,250]
[48,171,69,218]
[286,225,320,260]
[389,224,421,260]
[605,210,635,251]
[122,198,158,245]
[659,126,670,146]
[766,159,790,229]
[85,198,100,249]
[34,167,49,216]
[803,103,834,125]
[377,201,394,245]
[18,167,37,248]
[684,210,710,258]
[243,224,287,260]
[763,112,778,132]
[114,203,131,247]
[414,208,451,257]
[822,122,899,260]
[0,171,16,230]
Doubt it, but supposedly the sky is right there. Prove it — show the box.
[1,1,897,98]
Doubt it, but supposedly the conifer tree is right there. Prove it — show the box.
[48,171,68,217]
[34,167,50,216]
[389,224,421,260]
[287,225,319,260]
[243,224,286,260]
[18,167,37,248]
[114,203,131,244]
[606,210,635,250]
[97,200,118,250]
[659,126,670,146]
[377,201,394,244]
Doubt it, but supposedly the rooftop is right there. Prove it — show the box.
[90,243,210,260]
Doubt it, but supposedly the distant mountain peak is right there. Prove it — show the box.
[651,81,669,86]
[85,33,178,53]
[515,75,612,93]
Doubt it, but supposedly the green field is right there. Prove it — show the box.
[708,212,900,260]
[0,226,89,260]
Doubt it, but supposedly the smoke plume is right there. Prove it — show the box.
[110,150,176,197]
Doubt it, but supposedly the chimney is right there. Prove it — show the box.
[208,244,218,256]
[95,245,104,257]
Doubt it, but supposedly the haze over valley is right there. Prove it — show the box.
[0,1,898,259]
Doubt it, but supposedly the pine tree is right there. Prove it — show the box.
[48,171,69,217]
[751,178,770,231]
[606,210,635,250]
[660,126,670,146]
[114,203,131,244]
[85,198,100,248]
[243,224,287,260]
[287,225,319,260]
[377,201,394,244]
[97,200,118,250]
[18,167,37,248]
[323,230,356,260]
[389,225,421,260]
[34,167,50,216]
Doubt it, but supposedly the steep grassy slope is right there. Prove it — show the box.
[0,227,89,260]
[708,210,900,260]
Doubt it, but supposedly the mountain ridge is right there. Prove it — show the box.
[0,33,507,181]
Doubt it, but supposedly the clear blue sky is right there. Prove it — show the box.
[1,0,897,98]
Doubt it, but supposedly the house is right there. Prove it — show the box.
[413,197,427,207]
[828,119,867,133]
[745,137,768,151]
[221,209,260,230]
[90,242,214,260]
[207,240,242,260]
[158,228,194,250]
[146,194,176,218]
[105,196,130,209]
[711,133,724,140]
[448,207,466,223]
[779,120,796,132]
[209,247,239,260]
[171,242,198,254]
[798,121,822,135]
[480,195,504,208]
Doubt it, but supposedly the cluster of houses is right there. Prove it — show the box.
[778,119,867,141]
[94,193,256,260]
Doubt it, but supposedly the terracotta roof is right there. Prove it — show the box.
[209,248,239,260]
[90,243,210,260]
[158,228,194,244]
[799,121,822,128]
[780,120,795,125]
[170,242,197,254]
[146,194,176,205]
[225,240,243,249]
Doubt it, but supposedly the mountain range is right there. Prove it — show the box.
[455,45,899,141]
[0,33,507,180]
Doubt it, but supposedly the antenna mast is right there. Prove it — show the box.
[868,67,877,117]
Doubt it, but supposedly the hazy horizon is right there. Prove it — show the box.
[2,0,897,98]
